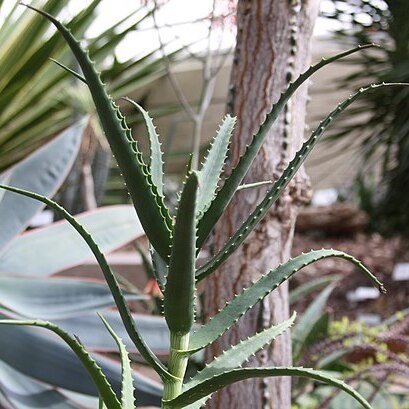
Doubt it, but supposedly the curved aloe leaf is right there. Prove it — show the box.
[23,4,173,260]
[99,314,134,409]
[0,316,162,406]
[0,205,144,277]
[185,313,296,391]
[189,249,385,352]
[166,367,374,409]
[0,277,145,319]
[164,171,198,335]
[0,184,172,381]
[197,114,236,217]
[197,83,408,278]
[0,319,121,409]
[123,98,164,195]
[0,120,84,255]
[196,44,379,248]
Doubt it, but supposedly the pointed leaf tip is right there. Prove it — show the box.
[164,171,198,334]
[196,115,235,219]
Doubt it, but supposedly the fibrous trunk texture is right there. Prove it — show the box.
[203,1,319,408]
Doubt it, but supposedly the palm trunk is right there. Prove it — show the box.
[203,1,319,408]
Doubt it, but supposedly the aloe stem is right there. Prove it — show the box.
[163,332,190,403]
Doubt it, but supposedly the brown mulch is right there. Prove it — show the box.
[291,232,409,320]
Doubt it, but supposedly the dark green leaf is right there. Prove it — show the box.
[197,83,407,278]
[196,45,380,248]
[169,367,373,409]
[164,172,198,334]
[189,249,384,352]
[186,313,296,387]
[99,315,135,409]
[22,4,173,260]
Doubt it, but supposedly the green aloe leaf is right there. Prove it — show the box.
[185,313,296,388]
[164,171,198,335]
[189,249,384,352]
[0,120,84,255]
[99,314,135,409]
[166,367,374,409]
[197,83,408,278]
[0,319,121,409]
[196,114,236,217]
[0,184,172,381]
[0,205,144,277]
[23,5,173,261]
[0,277,145,319]
[196,44,379,248]
[123,98,164,196]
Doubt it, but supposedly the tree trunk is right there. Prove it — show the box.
[203,1,319,408]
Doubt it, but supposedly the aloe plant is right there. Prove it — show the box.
[1,5,408,409]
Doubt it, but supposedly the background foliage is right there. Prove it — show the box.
[323,0,409,235]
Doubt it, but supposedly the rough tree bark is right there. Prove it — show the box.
[203,1,319,408]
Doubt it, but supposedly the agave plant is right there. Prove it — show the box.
[0,0,176,185]
[1,5,408,409]
[0,0,170,214]
[0,120,166,408]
